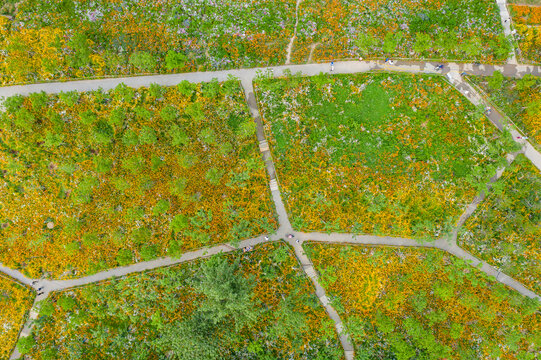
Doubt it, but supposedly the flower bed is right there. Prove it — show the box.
[305,242,541,359]
[508,3,541,63]
[292,0,509,63]
[0,275,34,360]
[468,73,541,148]
[24,242,343,359]
[458,154,540,294]
[0,81,276,279]
[255,72,513,240]
[0,0,296,85]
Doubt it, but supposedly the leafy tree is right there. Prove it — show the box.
[79,110,97,125]
[192,256,259,331]
[149,83,165,99]
[112,83,135,102]
[139,126,157,144]
[38,299,55,317]
[67,33,91,68]
[199,127,217,145]
[151,155,164,170]
[122,129,139,146]
[58,90,80,107]
[29,91,48,111]
[82,233,100,247]
[44,131,64,147]
[177,80,196,97]
[3,94,24,113]
[355,33,377,55]
[161,105,179,122]
[165,50,187,70]
[168,124,188,146]
[17,335,35,354]
[413,33,432,54]
[153,199,171,216]
[488,70,504,90]
[140,244,158,261]
[13,108,35,131]
[58,295,77,311]
[170,214,189,233]
[92,120,114,144]
[116,249,133,266]
[129,51,156,72]
[93,156,113,173]
[122,156,144,175]
[375,311,395,334]
[132,227,152,245]
[109,107,126,126]
[205,167,225,185]
[170,178,188,196]
[383,31,403,53]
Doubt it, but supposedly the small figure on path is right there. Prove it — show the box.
[295,239,300,244]
[264,236,269,241]
[359,56,363,61]
[37,292,43,296]
[32,280,38,286]
[436,64,444,70]
[37,287,44,291]
[330,61,334,72]
[388,59,395,65]
[286,234,294,239]
[385,58,389,63]
[485,107,491,115]
[516,136,529,140]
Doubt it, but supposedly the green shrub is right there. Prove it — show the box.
[79,110,97,125]
[153,199,171,216]
[165,50,187,70]
[116,249,133,266]
[139,126,157,144]
[170,214,189,233]
[122,129,139,146]
[129,51,157,72]
[58,296,77,311]
[17,335,35,354]
[93,156,113,173]
[140,244,158,261]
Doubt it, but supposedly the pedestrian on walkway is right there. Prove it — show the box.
[295,239,300,244]
[385,58,389,63]
[485,106,491,115]
[388,59,395,65]
[37,292,43,296]
[264,236,269,241]
[286,234,294,239]
[32,280,38,286]
[436,64,444,70]
[37,287,44,291]
[359,56,363,61]
[330,61,334,72]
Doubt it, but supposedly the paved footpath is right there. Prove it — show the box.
[3,60,541,359]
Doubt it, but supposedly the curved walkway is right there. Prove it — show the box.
[3,60,541,359]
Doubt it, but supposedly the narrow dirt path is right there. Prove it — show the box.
[285,0,303,65]
[496,0,518,64]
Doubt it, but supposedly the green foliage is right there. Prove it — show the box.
[205,167,225,185]
[153,199,171,216]
[13,108,35,131]
[149,83,165,99]
[3,94,24,113]
[170,214,189,233]
[93,156,113,173]
[140,244,158,261]
[92,120,114,144]
[29,91,48,111]
[58,296,77,311]
[129,51,157,72]
[58,91,79,107]
[17,335,35,355]
[109,107,126,126]
[122,156,144,175]
[39,300,55,317]
[122,129,139,146]
[79,110,97,125]
[44,131,64,147]
[177,81,196,97]
[139,126,158,144]
[168,124,188,146]
[488,70,504,90]
[161,105,179,122]
[116,249,133,266]
[199,127,217,145]
[165,50,187,71]
[192,256,259,331]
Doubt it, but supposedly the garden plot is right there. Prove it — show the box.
[305,242,540,360]
[22,243,343,360]
[255,72,514,240]
[292,0,509,63]
[459,154,540,294]
[0,80,276,279]
[0,0,297,85]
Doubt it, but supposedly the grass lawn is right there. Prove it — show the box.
[0,0,296,85]
[305,242,541,360]
[0,275,34,360]
[0,80,276,279]
[23,242,343,360]
[467,73,541,148]
[458,154,540,294]
[292,0,509,64]
[255,72,514,240]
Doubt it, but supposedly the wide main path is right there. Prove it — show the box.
[3,59,541,359]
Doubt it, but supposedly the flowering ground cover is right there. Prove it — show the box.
[468,73,541,148]
[291,0,510,64]
[255,72,514,240]
[509,3,541,63]
[21,242,343,360]
[0,0,296,85]
[458,154,540,294]
[0,80,276,279]
[0,275,34,360]
[305,243,541,360]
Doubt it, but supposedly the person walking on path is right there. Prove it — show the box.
[330,61,334,72]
